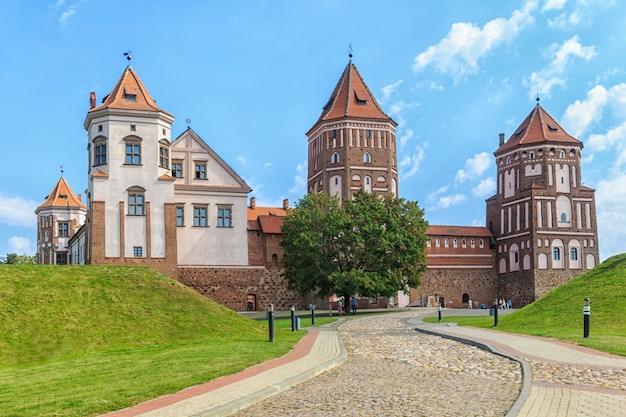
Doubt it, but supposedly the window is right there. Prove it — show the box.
[195,162,207,179]
[193,206,207,227]
[560,150,565,158]
[435,238,440,247]
[333,130,337,138]
[479,239,484,248]
[58,221,69,237]
[332,153,339,163]
[159,145,169,168]
[217,206,232,227]
[130,124,136,131]
[133,247,143,257]
[453,238,458,248]
[553,247,561,261]
[570,248,578,261]
[98,124,103,132]
[128,191,145,215]
[529,151,535,160]
[56,252,68,265]
[176,206,184,227]
[171,161,183,178]
[364,152,371,163]
[94,140,107,165]
[366,130,371,138]
[125,141,141,165]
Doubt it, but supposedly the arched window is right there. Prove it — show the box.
[332,153,339,163]
[364,152,371,163]
[529,151,535,160]
[435,238,441,247]
[93,136,108,166]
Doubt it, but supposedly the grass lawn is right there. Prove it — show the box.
[0,265,310,417]
[423,254,626,356]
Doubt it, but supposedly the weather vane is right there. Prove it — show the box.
[348,44,353,59]
[60,164,64,176]
[186,118,191,128]
[124,51,132,62]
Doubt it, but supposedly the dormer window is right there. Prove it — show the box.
[547,124,559,132]
[124,88,137,102]
[354,89,367,105]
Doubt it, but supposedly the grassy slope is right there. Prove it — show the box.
[0,265,303,416]
[430,254,626,356]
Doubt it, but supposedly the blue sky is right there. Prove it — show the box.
[1,0,625,261]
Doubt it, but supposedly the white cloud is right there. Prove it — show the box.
[0,193,38,228]
[399,145,426,179]
[471,177,496,197]
[381,80,403,102]
[595,173,626,260]
[561,85,608,137]
[587,120,626,152]
[429,82,444,91]
[547,11,581,28]
[398,128,414,149]
[607,83,626,119]
[263,162,273,169]
[526,36,597,98]
[426,186,467,209]
[237,155,247,165]
[542,0,568,11]
[288,160,307,195]
[455,152,491,183]
[412,0,537,80]
[8,236,32,255]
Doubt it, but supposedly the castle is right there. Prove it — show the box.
[36,61,599,310]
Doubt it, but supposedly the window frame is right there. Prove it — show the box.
[176,205,185,227]
[193,205,208,227]
[133,246,143,257]
[124,137,142,165]
[195,161,207,180]
[58,221,69,237]
[159,141,170,168]
[217,205,233,228]
[171,160,183,178]
[93,137,107,166]
[127,187,146,216]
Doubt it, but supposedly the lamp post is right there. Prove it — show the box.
[291,305,296,332]
[268,304,275,342]
[583,298,590,338]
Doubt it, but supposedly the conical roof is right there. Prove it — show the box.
[89,66,172,115]
[36,177,85,213]
[309,62,395,132]
[496,104,581,156]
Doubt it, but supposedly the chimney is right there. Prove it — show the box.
[90,92,96,109]
[78,194,82,204]
[250,197,256,210]
[282,199,289,210]
[499,133,505,147]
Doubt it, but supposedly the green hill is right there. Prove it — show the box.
[433,254,626,356]
[0,265,302,416]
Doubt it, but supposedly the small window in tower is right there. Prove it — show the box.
[333,130,337,138]
[529,151,535,160]
[547,124,559,132]
[98,125,103,132]
[133,247,143,257]
[124,89,137,102]
[130,124,136,132]
[366,130,371,138]
[354,89,367,105]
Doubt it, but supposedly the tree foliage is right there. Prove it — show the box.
[280,191,428,299]
[0,253,37,265]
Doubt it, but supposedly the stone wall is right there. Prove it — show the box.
[177,266,304,312]
[411,268,498,309]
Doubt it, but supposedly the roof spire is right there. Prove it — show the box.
[536,89,540,106]
[348,43,353,61]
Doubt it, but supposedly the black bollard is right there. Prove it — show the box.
[291,305,296,332]
[268,304,275,342]
[438,304,442,322]
[311,304,315,325]
[493,299,498,327]
[583,298,590,338]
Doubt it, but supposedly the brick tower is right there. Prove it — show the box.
[306,61,398,204]
[485,102,600,306]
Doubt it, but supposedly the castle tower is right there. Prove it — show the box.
[306,61,398,204]
[35,177,86,264]
[485,103,599,306]
[82,65,178,275]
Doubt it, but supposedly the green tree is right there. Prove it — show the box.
[1,253,37,264]
[280,191,428,299]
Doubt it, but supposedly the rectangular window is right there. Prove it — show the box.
[125,142,141,165]
[125,94,137,102]
[133,247,143,257]
[172,161,183,178]
[193,206,207,227]
[130,124,136,131]
[56,252,68,265]
[128,193,145,215]
[94,142,107,165]
[195,162,207,179]
[553,248,561,261]
[58,221,69,237]
[570,248,578,261]
[159,146,169,168]
[217,206,232,227]
[176,206,184,227]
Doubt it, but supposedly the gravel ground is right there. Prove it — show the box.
[234,311,522,417]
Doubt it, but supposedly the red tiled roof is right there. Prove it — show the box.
[37,177,85,211]
[258,215,284,234]
[427,225,492,238]
[309,62,395,132]
[496,104,581,155]
[248,219,261,231]
[247,206,287,221]
[89,66,172,116]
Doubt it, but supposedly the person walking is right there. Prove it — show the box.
[351,296,357,315]
[338,298,344,315]
[468,298,472,309]
[328,301,333,316]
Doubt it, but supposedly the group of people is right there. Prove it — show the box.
[328,297,358,316]
[498,298,513,309]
